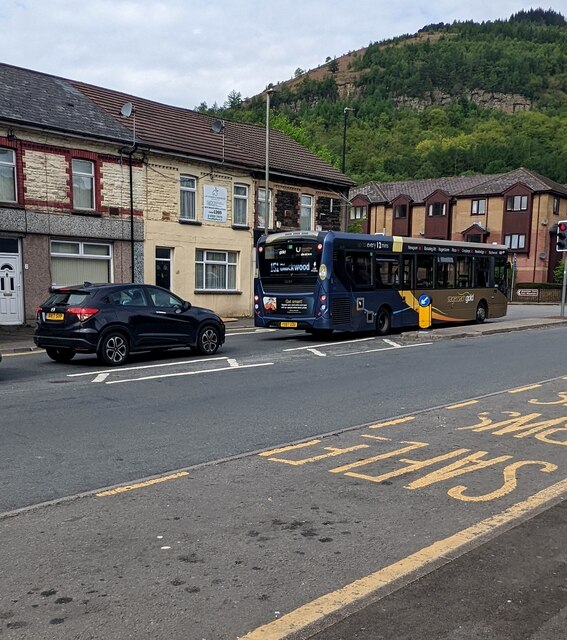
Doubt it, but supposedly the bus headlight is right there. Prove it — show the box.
[319,263,328,280]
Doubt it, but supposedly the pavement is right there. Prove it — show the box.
[2,307,567,355]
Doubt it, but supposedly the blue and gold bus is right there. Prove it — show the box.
[253,230,509,337]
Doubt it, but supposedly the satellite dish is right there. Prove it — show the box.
[120,102,134,118]
[210,120,225,134]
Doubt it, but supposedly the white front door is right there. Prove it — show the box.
[0,254,23,325]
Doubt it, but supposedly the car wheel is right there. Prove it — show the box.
[196,324,221,355]
[45,347,75,363]
[98,331,130,366]
[376,307,392,336]
[476,302,487,324]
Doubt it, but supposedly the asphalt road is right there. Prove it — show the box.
[1,319,566,639]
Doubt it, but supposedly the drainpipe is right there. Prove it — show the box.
[129,150,135,282]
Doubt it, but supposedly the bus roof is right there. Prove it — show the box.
[260,230,507,252]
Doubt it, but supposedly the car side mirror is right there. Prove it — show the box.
[183,300,191,311]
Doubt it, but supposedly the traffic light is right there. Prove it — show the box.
[557,221,567,252]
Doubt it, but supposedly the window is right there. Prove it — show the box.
[504,234,526,250]
[257,188,272,229]
[553,197,560,216]
[155,247,172,290]
[350,206,366,220]
[146,285,184,308]
[0,148,16,202]
[50,240,111,286]
[471,199,486,215]
[233,184,248,226]
[195,249,237,291]
[109,286,148,307]
[416,255,434,287]
[72,159,95,210]
[435,256,455,288]
[506,195,528,212]
[428,202,446,216]
[300,194,313,230]
[456,256,472,288]
[466,234,482,243]
[180,175,197,221]
[394,204,407,219]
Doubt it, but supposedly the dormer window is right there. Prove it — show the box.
[428,202,446,216]
[506,195,528,212]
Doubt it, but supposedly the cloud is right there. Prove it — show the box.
[0,0,548,109]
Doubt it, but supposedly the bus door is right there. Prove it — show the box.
[333,250,375,330]
[399,255,417,326]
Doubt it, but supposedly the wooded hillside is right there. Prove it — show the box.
[198,9,567,185]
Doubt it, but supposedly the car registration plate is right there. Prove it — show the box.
[280,321,297,328]
[46,312,64,321]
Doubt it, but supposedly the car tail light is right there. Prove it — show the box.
[67,307,99,322]
[35,306,42,320]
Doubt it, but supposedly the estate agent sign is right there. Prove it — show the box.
[203,185,227,222]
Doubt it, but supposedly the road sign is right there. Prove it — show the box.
[418,294,432,329]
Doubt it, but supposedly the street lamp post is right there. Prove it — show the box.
[341,107,354,174]
[264,88,274,237]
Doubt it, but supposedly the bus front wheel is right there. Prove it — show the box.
[376,307,392,336]
[475,302,487,324]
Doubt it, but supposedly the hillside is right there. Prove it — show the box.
[207,9,567,185]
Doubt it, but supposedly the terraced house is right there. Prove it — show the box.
[350,168,567,285]
[0,63,352,326]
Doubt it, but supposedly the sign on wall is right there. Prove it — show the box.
[203,184,227,222]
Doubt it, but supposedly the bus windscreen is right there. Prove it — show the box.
[260,240,321,278]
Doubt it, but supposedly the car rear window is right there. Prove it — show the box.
[43,291,92,306]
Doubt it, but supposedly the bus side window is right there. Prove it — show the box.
[416,255,434,288]
[402,256,414,288]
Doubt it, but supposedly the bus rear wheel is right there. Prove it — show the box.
[475,302,487,324]
[376,307,391,336]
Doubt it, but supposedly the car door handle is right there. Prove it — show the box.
[155,310,167,314]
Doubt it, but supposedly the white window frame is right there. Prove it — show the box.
[471,199,486,215]
[50,240,112,286]
[504,234,526,250]
[506,195,528,212]
[233,184,248,226]
[300,194,313,230]
[0,148,17,203]
[180,175,197,221]
[195,249,238,291]
[72,158,95,210]
[257,187,272,229]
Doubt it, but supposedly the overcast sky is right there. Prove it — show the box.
[1,0,558,110]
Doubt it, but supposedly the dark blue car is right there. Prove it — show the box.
[34,282,225,366]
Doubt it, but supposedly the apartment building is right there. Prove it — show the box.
[349,168,567,284]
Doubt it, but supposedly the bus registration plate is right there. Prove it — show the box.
[280,321,297,328]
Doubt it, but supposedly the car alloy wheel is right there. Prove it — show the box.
[98,332,130,366]
[197,325,220,355]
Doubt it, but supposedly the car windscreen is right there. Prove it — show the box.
[42,291,92,306]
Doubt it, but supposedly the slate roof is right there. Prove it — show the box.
[0,63,132,143]
[0,62,352,188]
[350,167,567,204]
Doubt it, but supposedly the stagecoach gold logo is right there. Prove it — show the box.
[447,292,475,304]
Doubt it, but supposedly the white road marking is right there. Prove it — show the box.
[284,336,375,352]
[336,342,432,357]
[93,373,109,383]
[226,328,276,335]
[105,362,274,384]
[67,356,228,378]
[307,348,327,357]
[227,358,239,367]
[383,339,402,348]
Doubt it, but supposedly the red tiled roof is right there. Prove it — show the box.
[71,81,353,188]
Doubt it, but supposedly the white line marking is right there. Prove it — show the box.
[284,336,375,352]
[105,362,274,384]
[227,328,275,335]
[383,339,402,348]
[93,373,109,383]
[307,348,327,357]
[336,342,432,357]
[66,356,228,377]
[227,358,239,367]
